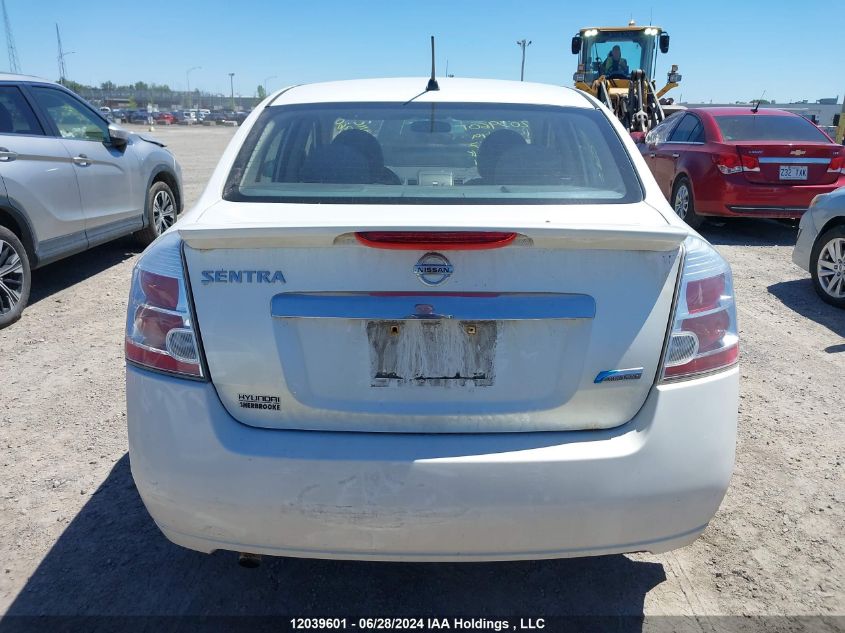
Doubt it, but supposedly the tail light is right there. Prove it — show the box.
[661,236,738,381]
[125,232,205,379]
[828,154,844,174]
[713,152,759,174]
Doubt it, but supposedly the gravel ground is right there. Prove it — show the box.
[0,125,842,627]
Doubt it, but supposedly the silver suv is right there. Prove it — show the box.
[0,74,182,328]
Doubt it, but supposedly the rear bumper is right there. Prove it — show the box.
[694,174,845,218]
[127,365,738,561]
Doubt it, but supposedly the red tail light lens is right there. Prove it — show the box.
[356,231,517,250]
[139,270,179,310]
[741,154,760,172]
[686,273,725,313]
[714,152,759,174]
[125,233,204,379]
[828,154,844,174]
[661,237,739,381]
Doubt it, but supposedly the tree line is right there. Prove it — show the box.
[60,79,265,109]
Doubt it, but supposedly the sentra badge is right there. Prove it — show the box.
[201,270,286,285]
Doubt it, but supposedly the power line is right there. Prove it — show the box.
[2,0,20,73]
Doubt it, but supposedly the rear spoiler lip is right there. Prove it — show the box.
[178,224,688,252]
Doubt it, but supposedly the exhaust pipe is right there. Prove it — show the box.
[238,552,262,568]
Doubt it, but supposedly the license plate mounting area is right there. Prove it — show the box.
[367,319,497,387]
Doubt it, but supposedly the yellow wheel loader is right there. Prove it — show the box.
[571,22,682,133]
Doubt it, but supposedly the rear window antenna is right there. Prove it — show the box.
[426,36,439,91]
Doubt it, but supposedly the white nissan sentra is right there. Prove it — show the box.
[125,78,739,562]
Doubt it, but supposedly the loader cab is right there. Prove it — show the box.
[572,27,665,84]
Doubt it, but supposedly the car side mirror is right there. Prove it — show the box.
[571,36,582,55]
[108,124,130,149]
[659,33,670,54]
[630,131,646,144]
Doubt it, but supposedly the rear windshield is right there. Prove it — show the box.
[224,102,642,204]
[714,115,830,142]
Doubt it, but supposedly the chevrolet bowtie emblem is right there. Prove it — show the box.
[789,149,806,156]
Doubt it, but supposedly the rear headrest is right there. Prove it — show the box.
[300,144,370,184]
[476,129,527,180]
[332,129,385,176]
[493,145,565,185]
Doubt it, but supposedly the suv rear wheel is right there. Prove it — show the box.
[810,225,845,308]
[135,180,178,246]
[0,226,31,329]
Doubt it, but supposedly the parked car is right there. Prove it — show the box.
[111,108,129,123]
[205,112,228,123]
[793,186,845,307]
[182,108,205,122]
[634,108,845,228]
[129,110,153,124]
[126,77,739,563]
[176,110,196,125]
[154,112,175,125]
[0,73,183,328]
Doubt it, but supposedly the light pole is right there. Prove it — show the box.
[263,75,277,96]
[228,73,235,111]
[58,50,75,86]
[186,66,201,109]
[516,39,531,81]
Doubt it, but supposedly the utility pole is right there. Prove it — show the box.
[228,72,235,111]
[2,0,20,73]
[263,75,277,96]
[186,66,200,109]
[56,24,74,86]
[516,39,531,81]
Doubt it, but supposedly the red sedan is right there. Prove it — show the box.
[635,108,845,228]
[154,112,175,125]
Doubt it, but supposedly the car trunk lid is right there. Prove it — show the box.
[180,201,686,433]
[734,142,842,185]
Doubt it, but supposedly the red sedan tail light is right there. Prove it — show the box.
[713,152,759,174]
[828,154,844,175]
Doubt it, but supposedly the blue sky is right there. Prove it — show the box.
[3,0,840,104]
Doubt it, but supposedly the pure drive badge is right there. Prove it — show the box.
[238,394,281,411]
[593,368,645,384]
